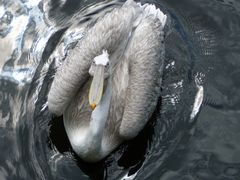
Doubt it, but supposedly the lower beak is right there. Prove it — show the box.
[89,65,105,110]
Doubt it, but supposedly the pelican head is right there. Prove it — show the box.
[88,50,110,110]
[47,0,166,162]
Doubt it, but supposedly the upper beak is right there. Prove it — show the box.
[89,65,105,110]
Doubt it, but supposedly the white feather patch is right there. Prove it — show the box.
[93,50,109,65]
[137,2,167,27]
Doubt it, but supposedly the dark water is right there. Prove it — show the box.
[0,0,240,179]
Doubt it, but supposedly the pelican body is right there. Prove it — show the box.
[48,0,166,162]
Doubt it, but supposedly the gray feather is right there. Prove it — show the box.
[48,4,139,115]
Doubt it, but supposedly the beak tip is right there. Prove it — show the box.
[90,103,97,110]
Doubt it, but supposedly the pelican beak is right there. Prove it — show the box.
[89,65,105,110]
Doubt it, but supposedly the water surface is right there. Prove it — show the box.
[0,0,240,179]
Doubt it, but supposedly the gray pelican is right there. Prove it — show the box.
[48,0,166,162]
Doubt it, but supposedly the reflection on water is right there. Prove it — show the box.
[0,0,240,179]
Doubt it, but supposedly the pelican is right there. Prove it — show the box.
[47,0,167,162]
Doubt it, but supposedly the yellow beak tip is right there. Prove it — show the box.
[90,103,97,110]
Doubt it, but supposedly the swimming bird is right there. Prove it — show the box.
[47,0,167,162]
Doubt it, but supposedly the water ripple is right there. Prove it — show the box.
[0,0,239,179]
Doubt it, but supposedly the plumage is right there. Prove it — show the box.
[47,0,166,162]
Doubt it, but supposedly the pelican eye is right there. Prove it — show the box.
[104,62,109,69]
